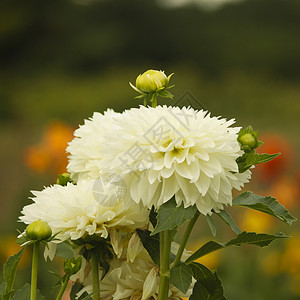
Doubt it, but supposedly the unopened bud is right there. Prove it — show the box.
[238,126,260,152]
[136,70,168,93]
[239,133,256,148]
[56,173,71,186]
[130,69,174,104]
[26,220,52,241]
[64,257,82,276]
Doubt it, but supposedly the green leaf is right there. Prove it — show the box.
[136,229,160,265]
[237,152,280,173]
[209,272,226,300]
[149,206,157,228]
[79,293,93,300]
[215,210,241,234]
[226,231,288,247]
[189,281,209,300]
[98,246,113,280]
[170,263,193,294]
[189,262,216,294]
[3,248,25,295]
[206,215,217,237]
[56,241,75,259]
[186,241,224,264]
[232,191,297,225]
[189,271,226,300]
[70,282,84,300]
[11,284,45,300]
[185,232,288,264]
[152,198,197,235]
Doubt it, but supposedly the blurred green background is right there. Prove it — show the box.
[0,0,300,299]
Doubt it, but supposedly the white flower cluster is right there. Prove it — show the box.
[20,104,250,299]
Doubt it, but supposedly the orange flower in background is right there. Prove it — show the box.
[25,146,52,173]
[255,134,293,182]
[24,121,74,174]
[269,176,299,209]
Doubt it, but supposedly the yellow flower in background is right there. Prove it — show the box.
[188,239,219,270]
[280,234,300,276]
[262,234,300,295]
[239,209,273,233]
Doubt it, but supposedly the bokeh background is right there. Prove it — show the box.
[0,0,300,299]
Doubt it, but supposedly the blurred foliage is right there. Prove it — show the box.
[1,0,300,78]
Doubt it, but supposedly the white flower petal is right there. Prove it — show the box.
[141,267,159,300]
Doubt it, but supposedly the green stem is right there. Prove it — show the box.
[143,97,147,106]
[30,242,39,300]
[55,274,70,300]
[172,211,200,268]
[158,230,172,300]
[152,95,157,108]
[91,251,100,300]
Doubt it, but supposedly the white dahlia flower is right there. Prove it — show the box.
[79,250,192,300]
[67,109,120,182]
[66,106,251,214]
[97,106,251,214]
[19,179,149,242]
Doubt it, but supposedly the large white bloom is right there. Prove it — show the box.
[67,109,120,182]
[66,106,251,214]
[98,106,251,214]
[19,179,149,242]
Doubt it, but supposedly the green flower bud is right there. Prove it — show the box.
[237,125,262,152]
[239,133,256,148]
[136,70,168,93]
[63,257,82,276]
[56,173,71,186]
[26,220,52,241]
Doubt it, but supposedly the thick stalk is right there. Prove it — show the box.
[91,251,100,300]
[30,242,39,300]
[172,211,200,268]
[158,230,172,300]
[55,275,70,300]
[143,98,147,106]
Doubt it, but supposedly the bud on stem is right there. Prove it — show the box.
[26,220,52,241]
[130,69,174,107]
